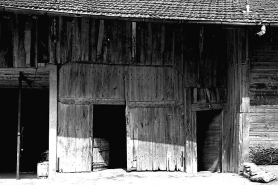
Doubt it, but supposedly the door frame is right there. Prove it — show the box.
[191,103,225,173]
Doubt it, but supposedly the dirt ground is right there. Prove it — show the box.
[0,166,277,185]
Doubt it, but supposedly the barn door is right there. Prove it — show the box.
[57,104,92,172]
[125,66,184,172]
[57,62,93,173]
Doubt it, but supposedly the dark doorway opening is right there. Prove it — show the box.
[197,109,222,172]
[93,105,126,170]
[0,89,49,175]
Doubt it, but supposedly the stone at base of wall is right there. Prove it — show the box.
[250,172,276,183]
[242,162,276,183]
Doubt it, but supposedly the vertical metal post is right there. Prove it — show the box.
[16,72,23,180]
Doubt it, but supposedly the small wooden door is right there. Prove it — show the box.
[57,104,92,172]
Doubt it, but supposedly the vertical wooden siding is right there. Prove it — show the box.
[59,63,125,100]
[126,66,183,103]
[125,66,184,171]
[126,106,184,171]
[57,103,92,172]
[183,25,227,173]
[0,13,13,67]
[223,28,249,173]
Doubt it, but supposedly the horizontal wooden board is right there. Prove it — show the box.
[250,132,278,141]
[0,70,49,88]
[249,28,278,106]
[250,106,278,113]
[59,98,125,105]
[249,113,278,122]
[250,140,278,148]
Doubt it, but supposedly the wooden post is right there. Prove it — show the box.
[132,22,136,62]
[49,65,58,178]
[16,72,23,180]
[185,87,197,174]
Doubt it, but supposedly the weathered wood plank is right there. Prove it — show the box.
[96,20,105,62]
[173,25,183,74]
[165,107,175,171]
[178,106,185,171]
[59,63,125,100]
[57,104,92,172]
[152,108,159,170]
[122,21,132,64]
[0,14,13,67]
[59,63,92,98]
[126,108,133,171]
[24,18,32,67]
[49,65,57,178]
[145,23,152,65]
[185,88,197,173]
[163,24,174,66]
[137,108,144,171]
[127,66,179,102]
[241,113,250,164]
[12,14,24,67]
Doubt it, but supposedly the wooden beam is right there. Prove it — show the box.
[191,103,226,111]
[49,65,58,178]
[96,20,104,59]
[128,101,183,108]
[12,14,19,67]
[132,22,136,61]
[185,87,197,174]
[59,98,126,105]
[24,19,32,67]
[0,66,51,72]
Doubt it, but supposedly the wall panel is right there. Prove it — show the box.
[59,63,125,100]
[57,103,92,172]
[126,106,184,171]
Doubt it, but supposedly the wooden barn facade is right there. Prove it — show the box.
[0,0,278,178]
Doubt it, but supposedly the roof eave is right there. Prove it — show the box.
[1,6,278,26]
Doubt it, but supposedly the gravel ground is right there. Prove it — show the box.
[0,168,277,185]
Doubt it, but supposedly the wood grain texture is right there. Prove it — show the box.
[126,107,184,171]
[249,112,278,148]
[197,110,221,172]
[59,63,125,100]
[92,138,109,171]
[222,28,249,173]
[0,70,49,89]
[249,27,278,105]
[126,66,181,103]
[49,65,57,178]
[0,13,13,67]
[57,103,92,172]
[12,15,35,67]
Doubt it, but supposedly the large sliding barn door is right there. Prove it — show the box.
[58,104,92,172]
[125,66,184,171]
[57,63,93,172]
[57,62,125,172]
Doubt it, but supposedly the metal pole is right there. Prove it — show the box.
[16,72,22,180]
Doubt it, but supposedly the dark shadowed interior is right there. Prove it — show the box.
[93,105,127,169]
[0,89,49,174]
[197,110,222,172]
